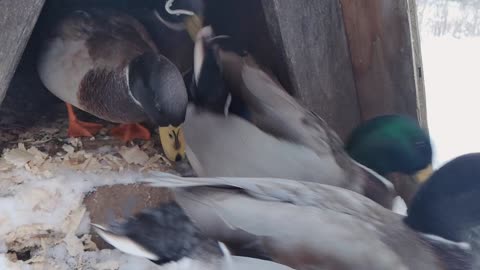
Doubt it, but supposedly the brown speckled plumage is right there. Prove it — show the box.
[78,68,144,123]
[37,8,187,128]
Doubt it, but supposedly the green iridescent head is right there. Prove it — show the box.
[345,115,433,183]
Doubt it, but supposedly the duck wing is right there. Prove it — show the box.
[54,8,158,67]
[144,173,409,270]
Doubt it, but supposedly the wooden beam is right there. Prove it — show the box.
[340,0,427,205]
[407,0,428,131]
[260,0,361,139]
[0,0,45,106]
[339,0,420,122]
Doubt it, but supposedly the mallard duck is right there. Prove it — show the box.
[37,8,188,161]
[92,202,294,269]
[144,153,480,269]
[345,114,433,203]
[149,0,204,39]
[346,114,433,181]
[129,0,204,76]
[182,26,432,207]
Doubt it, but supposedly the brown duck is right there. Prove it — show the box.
[37,8,188,161]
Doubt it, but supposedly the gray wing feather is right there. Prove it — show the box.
[231,256,295,270]
[183,105,358,191]
[173,183,407,270]
[145,173,392,224]
[144,174,431,270]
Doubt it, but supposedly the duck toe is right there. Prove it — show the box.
[110,123,151,142]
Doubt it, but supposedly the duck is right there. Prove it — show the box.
[143,153,480,270]
[345,114,433,203]
[147,0,204,40]
[37,8,188,161]
[128,0,205,77]
[181,26,432,207]
[92,202,294,270]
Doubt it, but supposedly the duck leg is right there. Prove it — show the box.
[110,123,151,142]
[66,103,103,137]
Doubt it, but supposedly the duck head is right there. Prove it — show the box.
[128,53,188,162]
[152,0,204,39]
[345,115,433,200]
[405,153,480,246]
[189,26,231,114]
[190,26,249,117]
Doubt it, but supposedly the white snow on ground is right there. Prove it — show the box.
[0,140,175,269]
[0,248,159,270]
[422,36,480,168]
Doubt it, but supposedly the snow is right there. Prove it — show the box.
[419,0,480,168]
[422,36,480,168]
[0,140,176,269]
[0,248,159,270]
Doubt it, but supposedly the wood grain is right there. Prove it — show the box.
[340,0,424,124]
[407,0,429,131]
[0,0,45,106]
[260,0,361,139]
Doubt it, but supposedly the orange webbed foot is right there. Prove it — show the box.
[110,123,151,142]
[66,103,103,137]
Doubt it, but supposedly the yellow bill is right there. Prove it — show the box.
[414,164,433,183]
[159,125,186,162]
[184,15,203,41]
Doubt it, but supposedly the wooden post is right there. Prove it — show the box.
[0,0,45,106]
[260,0,361,139]
[340,0,427,204]
[339,0,425,125]
[407,0,428,131]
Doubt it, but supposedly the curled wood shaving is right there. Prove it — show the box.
[94,260,121,270]
[4,148,34,168]
[119,146,149,165]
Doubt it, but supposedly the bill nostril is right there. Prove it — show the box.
[175,154,182,162]
[174,137,181,150]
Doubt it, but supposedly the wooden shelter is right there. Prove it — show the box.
[0,0,428,253]
[0,0,426,139]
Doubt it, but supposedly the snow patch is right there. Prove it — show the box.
[0,163,160,269]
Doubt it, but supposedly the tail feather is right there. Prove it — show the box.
[91,223,159,261]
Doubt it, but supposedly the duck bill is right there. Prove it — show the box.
[414,164,433,183]
[184,15,203,41]
[159,125,186,162]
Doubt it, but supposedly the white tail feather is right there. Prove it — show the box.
[91,223,159,261]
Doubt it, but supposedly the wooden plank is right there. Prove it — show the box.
[407,0,429,131]
[339,0,420,122]
[340,0,427,205]
[0,0,45,106]
[259,0,361,139]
